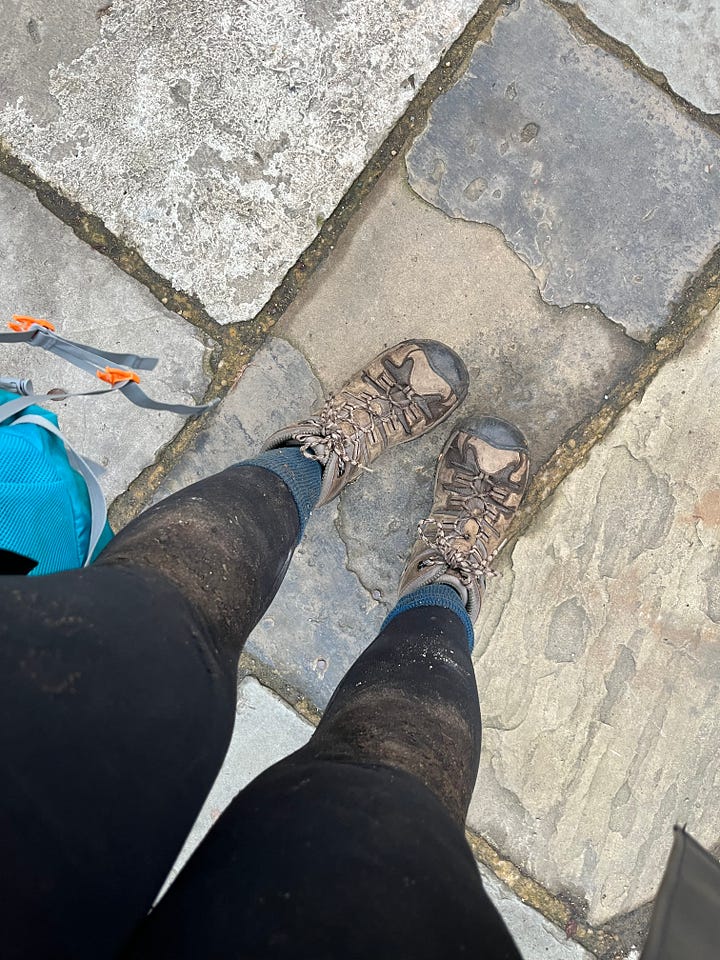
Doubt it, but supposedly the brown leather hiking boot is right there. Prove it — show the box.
[398,416,530,621]
[262,340,469,507]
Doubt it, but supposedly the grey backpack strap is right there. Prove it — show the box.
[0,383,218,419]
[0,394,43,423]
[120,381,219,416]
[0,389,120,424]
[1,326,215,415]
[0,328,158,373]
[11,413,108,565]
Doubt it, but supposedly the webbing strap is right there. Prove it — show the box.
[12,414,108,565]
[0,385,218,420]
[1,328,217,415]
[0,390,118,424]
[120,381,219,416]
[0,329,158,372]
[0,394,46,423]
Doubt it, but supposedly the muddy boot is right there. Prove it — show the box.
[398,416,530,621]
[262,340,469,506]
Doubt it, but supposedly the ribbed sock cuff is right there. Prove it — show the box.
[243,448,321,539]
[381,583,475,651]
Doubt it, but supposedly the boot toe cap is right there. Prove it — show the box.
[417,340,470,402]
[459,415,528,452]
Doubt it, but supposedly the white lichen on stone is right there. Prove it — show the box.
[1,0,478,323]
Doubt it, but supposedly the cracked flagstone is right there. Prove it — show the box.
[406,0,720,341]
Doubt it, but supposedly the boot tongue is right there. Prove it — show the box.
[436,573,470,610]
[304,438,330,464]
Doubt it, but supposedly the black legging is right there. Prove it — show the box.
[0,464,521,959]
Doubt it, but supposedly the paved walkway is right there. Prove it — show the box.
[3,1,720,957]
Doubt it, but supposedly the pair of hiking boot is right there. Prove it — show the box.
[263,340,529,622]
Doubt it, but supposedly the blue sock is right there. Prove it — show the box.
[381,583,475,651]
[243,448,321,539]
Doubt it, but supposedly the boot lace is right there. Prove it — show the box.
[418,464,519,585]
[295,365,436,471]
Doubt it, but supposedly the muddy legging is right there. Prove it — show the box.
[0,462,522,959]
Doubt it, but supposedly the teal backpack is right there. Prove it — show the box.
[0,315,214,577]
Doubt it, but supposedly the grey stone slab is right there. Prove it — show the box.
[559,0,720,115]
[466,303,720,924]
[479,866,594,959]
[406,0,720,341]
[163,678,593,958]
[2,0,102,123]
[0,0,478,324]
[277,159,642,602]
[249,510,385,710]
[0,172,210,502]
[153,336,386,710]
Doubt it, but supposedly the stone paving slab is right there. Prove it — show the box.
[277,159,642,599]
[0,172,210,501]
[1,0,478,323]
[559,0,720,115]
[406,0,720,341]
[479,866,593,959]
[3,0,102,123]
[164,676,594,958]
[467,302,720,925]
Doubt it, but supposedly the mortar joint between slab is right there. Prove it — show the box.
[465,828,627,958]
[0,140,229,341]
[238,650,322,727]
[544,0,720,135]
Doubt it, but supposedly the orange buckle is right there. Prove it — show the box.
[97,366,141,387]
[9,314,56,333]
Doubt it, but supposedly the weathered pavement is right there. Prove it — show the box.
[2,0,720,956]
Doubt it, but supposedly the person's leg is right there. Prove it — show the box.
[124,418,529,960]
[0,453,317,960]
[0,340,468,959]
[124,591,522,960]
